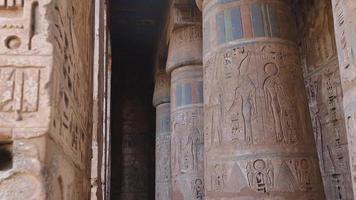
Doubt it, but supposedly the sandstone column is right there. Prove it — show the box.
[331,0,356,197]
[153,72,172,200]
[166,5,204,199]
[198,0,325,199]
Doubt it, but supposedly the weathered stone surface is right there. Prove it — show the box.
[0,0,50,199]
[332,0,356,197]
[153,71,172,200]
[153,72,171,106]
[167,9,204,197]
[170,65,204,200]
[201,0,325,199]
[296,0,354,199]
[167,25,202,73]
[0,0,94,199]
[155,103,172,200]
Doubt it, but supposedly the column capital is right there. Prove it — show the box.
[166,24,202,73]
[169,0,201,31]
[153,71,171,107]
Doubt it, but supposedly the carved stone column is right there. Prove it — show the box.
[167,4,204,199]
[198,0,325,199]
[331,0,356,196]
[153,72,172,200]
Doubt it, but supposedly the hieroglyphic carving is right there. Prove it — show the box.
[166,25,202,72]
[170,64,204,200]
[171,108,204,175]
[204,42,324,199]
[173,4,201,27]
[297,0,336,73]
[203,1,324,199]
[210,163,227,192]
[155,102,172,200]
[0,66,42,114]
[296,0,354,198]
[304,61,353,199]
[246,159,274,193]
[0,0,44,53]
[49,0,93,168]
[205,43,305,147]
[0,0,24,8]
[330,0,356,197]
[205,157,322,197]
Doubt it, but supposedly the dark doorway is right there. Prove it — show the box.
[109,0,168,199]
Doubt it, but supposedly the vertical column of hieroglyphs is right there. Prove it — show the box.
[332,0,356,197]
[199,0,325,199]
[167,2,204,199]
[296,0,354,199]
[0,0,51,199]
[47,0,94,199]
[153,71,172,200]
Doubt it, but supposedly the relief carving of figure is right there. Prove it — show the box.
[240,77,257,144]
[192,178,204,200]
[212,164,227,191]
[294,159,313,191]
[221,47,256,144]
[187,124,203,172]
[247,159,274,193]
[263,63,285,143]
[172,111,203,173]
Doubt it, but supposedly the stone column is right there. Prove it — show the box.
[331,0,356,197]
[166,6,205,199]
[153,72,172,200]
[198,0,325,199]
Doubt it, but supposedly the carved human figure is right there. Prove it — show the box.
[263,63,284,143]
[238,76,257,144]
[189,127,203,171]
[212,164,227,191]
[295,159,312,191]
[222,48,256,144]
[193,178,204,200]
[247,159,274,193]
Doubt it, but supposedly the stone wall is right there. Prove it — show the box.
[46,0,94,199]
[332,0,356,197]
[295,0,354,199]
[0,0,52,199]
[0,0,94,199]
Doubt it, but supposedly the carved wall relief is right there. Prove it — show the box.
[295,0,354,199]
[204,43,310,148]
[170,64,204,200]
[0,0,46,53]
[0,0,53,199]
[202,0,324,199]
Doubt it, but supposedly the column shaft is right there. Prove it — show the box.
[156,103,172,199]
[332,0,356,197]
[201,0,324,199]
[167,25,205,200]
[153,72,172,200]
